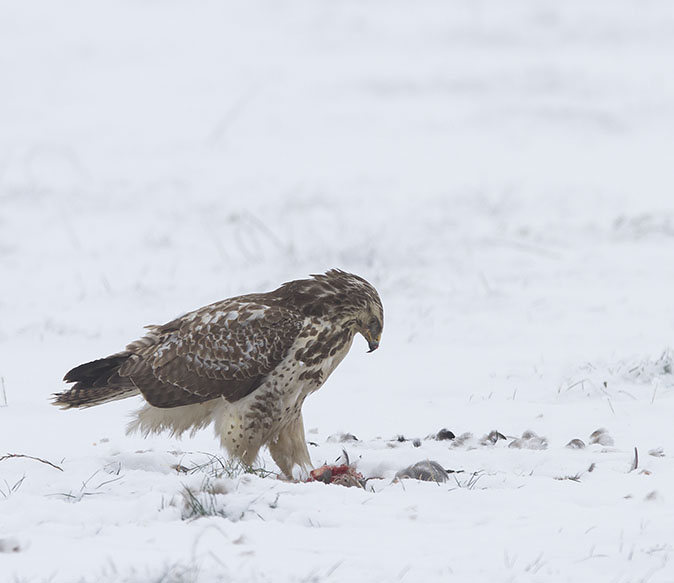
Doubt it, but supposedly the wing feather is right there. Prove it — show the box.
[118,300,304,408]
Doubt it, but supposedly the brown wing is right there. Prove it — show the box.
[118,300,304,408]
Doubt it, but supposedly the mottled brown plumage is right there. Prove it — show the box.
[54,270,383,477]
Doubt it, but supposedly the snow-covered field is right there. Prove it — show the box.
[2,1,674,581]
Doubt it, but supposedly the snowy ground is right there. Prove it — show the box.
[2,0,674,581]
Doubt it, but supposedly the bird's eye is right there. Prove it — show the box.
[369,317,378,328]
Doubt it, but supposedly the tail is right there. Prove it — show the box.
[53,353,140,409]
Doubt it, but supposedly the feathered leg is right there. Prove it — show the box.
[268,413,312,478]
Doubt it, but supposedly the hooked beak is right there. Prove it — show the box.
[366,332,381,353]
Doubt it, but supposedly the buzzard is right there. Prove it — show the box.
[53,270,383,477]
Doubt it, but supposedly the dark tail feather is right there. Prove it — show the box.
[54,353,139,409]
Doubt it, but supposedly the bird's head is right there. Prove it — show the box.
[323,269,383,353]
[356,305,383,353]
[281,269,384,352]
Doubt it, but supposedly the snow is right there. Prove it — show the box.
[2,0,674,581]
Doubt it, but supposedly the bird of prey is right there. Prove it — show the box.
[53,270,383,477]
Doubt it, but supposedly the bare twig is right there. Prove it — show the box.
[630,447,639,472]
[207,86,257,144]
[0,475,26,498]
[1,377,7,407]
[96,475,124,489]
[0,453,63,471]
[606,398,616,415]
[563,378,588,393]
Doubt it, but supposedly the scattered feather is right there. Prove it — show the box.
[481,430,507,445]
[566,439,586,449]
[589,428,614,446]
[327,433,359,443]
[508,430,548,450]
[435,428,456,441]
[451,432,474,448]
[395,460,449,483]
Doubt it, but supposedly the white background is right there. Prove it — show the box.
[2,1,674,581]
